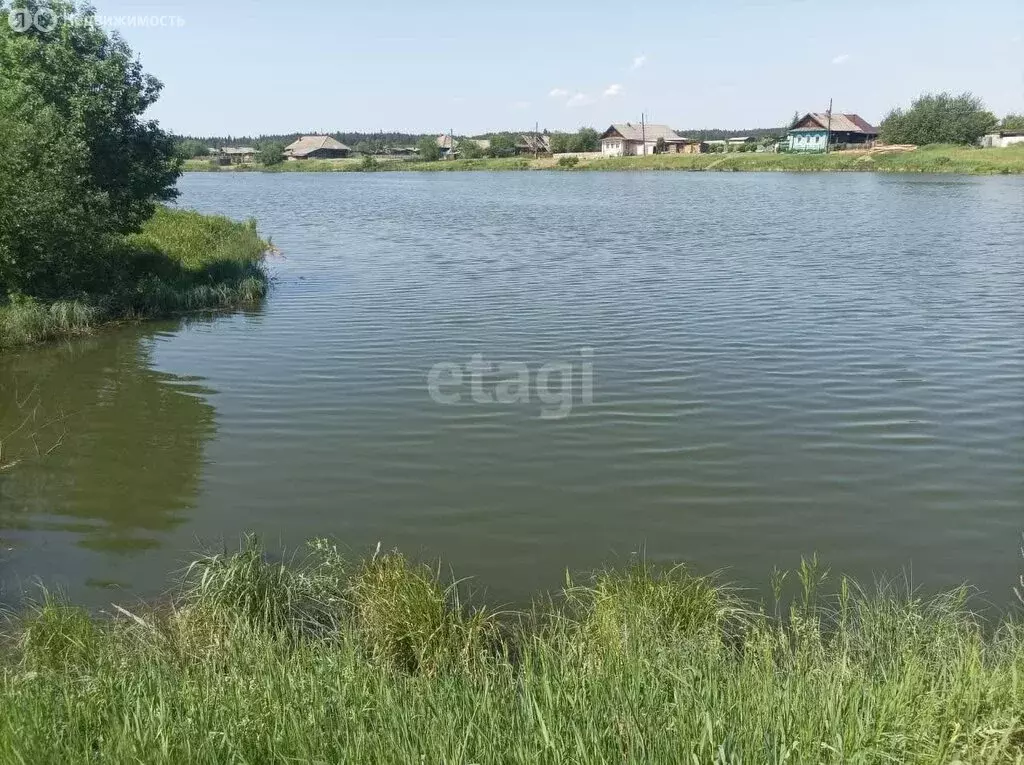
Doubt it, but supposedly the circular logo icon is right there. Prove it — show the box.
[32,7,58,32]
[7,8,33,32]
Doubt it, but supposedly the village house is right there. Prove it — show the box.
[516,134,551,155]
[283,135,351,160]
[726,136,756,148]
[599,123,702,156]
[787,113,877,152]
[980,130,1024,148]
[212,146,258,164]
[436,134,458,158]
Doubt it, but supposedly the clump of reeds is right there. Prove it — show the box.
[1,539,1022,763]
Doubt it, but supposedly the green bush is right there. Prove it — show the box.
[556,155,579,168]
[881,92,997,145]
[257,141,286,166]
[416,135,441,161]
[0,1,179,299]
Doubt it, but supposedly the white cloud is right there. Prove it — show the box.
[631,54,647,70]
[831,53,850,65]
[603,83,623,97]
[548,88,569,98]
[566,92,595,108]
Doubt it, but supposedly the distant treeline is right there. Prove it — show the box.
[675,127,786,141]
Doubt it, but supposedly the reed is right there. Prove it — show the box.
[1,538,1022,763]
[0,208,269,351]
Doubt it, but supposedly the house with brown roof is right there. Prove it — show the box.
[284,135,351,160]
[787,113,877,152]
[599,123,702,156]
[435,134,458,158]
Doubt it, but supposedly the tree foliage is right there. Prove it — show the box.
[1000,113,1024,131]
[257,141,286,166]
[0,1,180,299]
[548,128,600,153]
[458,139,484,159]
[880,92,997,146]
[416,136,440,161]
[174,138,210,159]
[486,134,517,158]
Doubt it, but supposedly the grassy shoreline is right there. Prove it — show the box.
[185,144,1024,175]
[0,208,269,351]
[2,538,1022,762]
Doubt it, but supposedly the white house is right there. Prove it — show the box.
[981,131,1024,148]
[599,123,700,156]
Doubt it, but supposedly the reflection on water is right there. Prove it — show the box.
[0,323,215,558]
[1,172,1023,609]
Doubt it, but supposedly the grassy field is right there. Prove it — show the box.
[0,208,269,351]
[185,144,1024,175]
[2,538,1022,762]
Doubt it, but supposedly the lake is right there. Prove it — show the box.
[1,171,1022,608]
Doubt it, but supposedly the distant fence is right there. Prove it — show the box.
[552,152,603,159]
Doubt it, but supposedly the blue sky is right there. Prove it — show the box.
[91,0,1023,136]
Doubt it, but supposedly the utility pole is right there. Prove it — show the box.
[825,98,833,154]
[641,112,647,156]
[535,121,540,158]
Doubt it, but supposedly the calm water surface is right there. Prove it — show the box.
[1,172,1022,606]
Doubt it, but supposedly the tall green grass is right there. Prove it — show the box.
[0,207,269,351]
[2,538,1022,762]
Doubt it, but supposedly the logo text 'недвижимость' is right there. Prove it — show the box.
[8,7,185,33]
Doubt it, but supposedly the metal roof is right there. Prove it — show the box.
[790,113,877,134]
[284,135,352,156]
[601,123,691,142]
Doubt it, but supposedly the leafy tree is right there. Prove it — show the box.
[257,141,285,166]
[880,92,997,146]
[416,136,441,161]
[654,136,666,154]
[574,128,600,152]
[174,138,210,159]
[548,128,600,154]
[1000,113,1024,131]
[458,139,484,159]
[486,134,517,158]
[0,1,179,298]
[548,133,570,153]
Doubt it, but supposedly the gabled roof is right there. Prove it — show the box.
[600,123,691,142]
[284,135,351,157]
[790,113,877,134]
[436,134,457,149]
[517,134,551,151]
[220,146,257,155]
